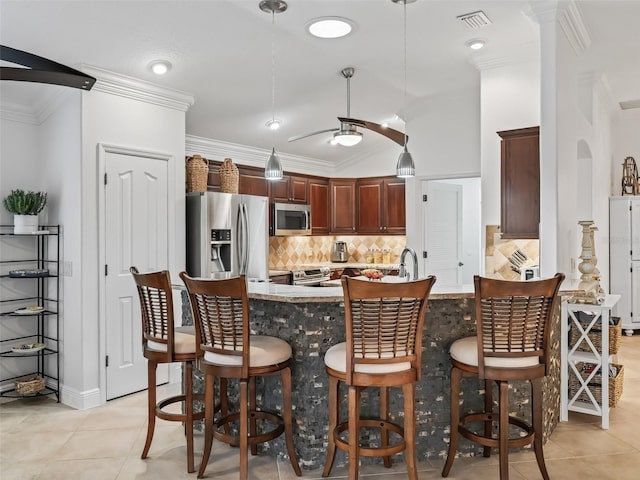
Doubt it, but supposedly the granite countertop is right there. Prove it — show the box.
[248,276,591,304]
[297,262,401,270]
[248,281,475,303]
[268,269,292,276]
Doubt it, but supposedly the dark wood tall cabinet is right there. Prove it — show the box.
[497,126,540,239]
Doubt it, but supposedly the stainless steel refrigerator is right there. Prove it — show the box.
[186,192,269,280]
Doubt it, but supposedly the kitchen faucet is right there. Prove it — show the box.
[398,247,419,281]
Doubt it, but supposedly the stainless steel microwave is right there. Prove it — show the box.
[271,203,311,236]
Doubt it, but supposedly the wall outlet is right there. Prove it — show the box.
[63,261,73,277]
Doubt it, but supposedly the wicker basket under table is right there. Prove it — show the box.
[569,362,624,407]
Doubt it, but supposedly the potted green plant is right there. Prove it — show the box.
[3,189,47,234]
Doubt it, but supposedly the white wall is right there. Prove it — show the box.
[613,109,640,190]
[480,60,541,233]
[554,14,616,292]
[1,70,191,408]
[75,79,189,407]
[38,90,83,395]
[0,119,42,223]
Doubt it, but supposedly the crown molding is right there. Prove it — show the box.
[81,65,195,112]
[0,101,38,124]
[185,135,334,176]
[557,1,591,56]
[34,88,77,124]
[468,41,538,71]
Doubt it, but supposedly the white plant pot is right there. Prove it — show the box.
[14,214,39,234]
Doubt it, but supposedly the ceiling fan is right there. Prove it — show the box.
[287,67,407,147]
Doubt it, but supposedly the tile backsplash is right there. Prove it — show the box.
[269,235,406,269]
[485,225,539,280]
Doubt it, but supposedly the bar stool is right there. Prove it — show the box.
[180,272,301,480]
[129,267,204,473]
[323,276,436,480]
[442,273,564,480]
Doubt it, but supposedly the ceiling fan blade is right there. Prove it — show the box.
[288,128,339,142]
[338,117,407,146]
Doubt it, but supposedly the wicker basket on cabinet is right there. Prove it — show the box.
[219,158,239,193]
[186,154,209,192]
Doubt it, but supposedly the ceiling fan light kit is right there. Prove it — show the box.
[288,66,407,147]
[260,0,287,180]
[333,130,363,147]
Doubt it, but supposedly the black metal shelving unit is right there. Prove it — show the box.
[0,225,60,401]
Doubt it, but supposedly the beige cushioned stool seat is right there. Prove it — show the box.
[148,326,196,354]
[204,335,292,367]
[324,342,412,374]
[450,336,540,369]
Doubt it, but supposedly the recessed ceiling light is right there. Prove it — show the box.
[466,39,485,50]
[307,17,354,39]
[149,60,172,75]
[266,119,281,130]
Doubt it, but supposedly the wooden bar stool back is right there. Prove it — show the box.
[323,276,436,480]
[180,272,301,480]
[129,267,203,473]
[442,273,564,480]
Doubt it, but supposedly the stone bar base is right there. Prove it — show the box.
[182,291,560,470]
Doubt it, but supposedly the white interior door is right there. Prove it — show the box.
[105,151,169,400]
[423,181,463,286]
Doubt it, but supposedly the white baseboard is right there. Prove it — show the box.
[60,385,102,410]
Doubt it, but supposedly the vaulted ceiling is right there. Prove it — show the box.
[1,1,638,166]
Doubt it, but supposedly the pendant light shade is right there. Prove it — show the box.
[265,147,283,180]
[396,145,415,178]
[261,0,287,180]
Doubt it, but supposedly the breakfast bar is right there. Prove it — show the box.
[182,282,564,470]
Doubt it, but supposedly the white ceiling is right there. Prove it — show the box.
[1,0,638,166]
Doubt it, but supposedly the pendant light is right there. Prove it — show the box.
[393,0,415,178]
[260,0,287,180]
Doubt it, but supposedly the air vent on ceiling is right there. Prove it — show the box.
[456,10,492,30]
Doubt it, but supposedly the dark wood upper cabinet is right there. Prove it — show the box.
[268,177,290,203]
[329,179,357,234]
[356,179,384,234]
[356,177,406,234]
[196,156,405,236]
[498,126,540,239]
[290,176,309,203]
[309,177,330,235]
[238,165,268,197]
[383,178,407,234]
[268,175,308,204]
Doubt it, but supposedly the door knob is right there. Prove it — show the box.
[458,262,464,267]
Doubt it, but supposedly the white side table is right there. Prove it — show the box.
[560,294,620,429]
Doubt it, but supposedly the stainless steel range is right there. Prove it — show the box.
[291,267,331,286]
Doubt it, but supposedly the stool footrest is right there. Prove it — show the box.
[214,410,285,447]
[459,412,534,449]
[156,393,205,423]
[334,418,406,458]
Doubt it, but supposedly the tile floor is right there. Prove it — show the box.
[1,335,639,480]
